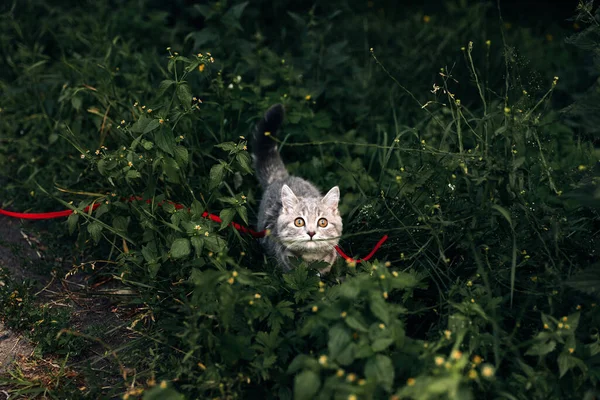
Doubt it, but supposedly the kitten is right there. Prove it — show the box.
[252,104,342,274]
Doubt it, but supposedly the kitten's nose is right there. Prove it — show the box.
[307,231,316,239]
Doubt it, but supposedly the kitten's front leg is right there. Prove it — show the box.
[317,248,338,275]
[274,244,294,272]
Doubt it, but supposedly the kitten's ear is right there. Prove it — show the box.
[322,186,340,210]
[281,185,299,211]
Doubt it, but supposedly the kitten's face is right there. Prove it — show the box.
[277,185,342,254]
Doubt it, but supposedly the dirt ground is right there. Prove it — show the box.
[0,215,131,393]
[0,216,38,375]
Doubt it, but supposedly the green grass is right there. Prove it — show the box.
[0,0,599,399]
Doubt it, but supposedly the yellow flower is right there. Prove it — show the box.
[434,356,444,366]
[379,323,385,329]
[340,311,347,318]
[481,365,495,378]
[569,347,575,354]
[120,120,125,125]
[407,377,416,386]
[305,95,311,101]
[346,373,356,382]
[318,355,328,365]
[485,40,491,46]
[423,15,431,23]
[199,64,206,72]
[451,350,463,360]
[472,355,483,365]
[392,271,399,277]
[468,369,478,379]
[543,323,549,329]
[232,271,238,277]
[227,277,234,285]
[348,395,357,400]
[358,379,366,386]
[159,381,168,389]
[383,291,389,299]
[336,369,344,377]
[254,293,261,299]
[204,231,209,237]
[380,274,386,280]
[312,306,318,312]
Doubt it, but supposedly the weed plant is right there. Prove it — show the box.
[0,1,599,399]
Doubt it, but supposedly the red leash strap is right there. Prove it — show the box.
[0,200,386,263]
[334,234,388,263]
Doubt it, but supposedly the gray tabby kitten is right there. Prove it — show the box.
[253,104,342,274]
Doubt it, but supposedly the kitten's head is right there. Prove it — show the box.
[277,185,343,254]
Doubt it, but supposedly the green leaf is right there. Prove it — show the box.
[328,323,352,361]
[67,213,79,235]
[364,354,394,392]
[294,370,320,400]
[209,163,225,190]
[176,83,193,107]
[141,245,157,263]
[216,142,237,152]
[130,115,160,134]
[155,130,176,156]
[191,200,204,218]
[190,236,204,257]
[566,265,600,295]
[87,222,103,243]
[236,206,248,225]
[171,238,191,259]
[371,337,394,352]
[525,339,556,356]
[370,294,390,325]
[557,353,587,378]
[174,146,189,166]
[491,204,512,228]
[345,315,369,333]
[143,385,185,400]
[235,152,253,174]
[219,208,236,230]
[157,79,176,97]
[144,119,161,135]
[126,170,141,180]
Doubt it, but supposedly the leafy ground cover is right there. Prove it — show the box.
[0,0,599,399]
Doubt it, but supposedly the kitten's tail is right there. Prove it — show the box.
[252,104,289,188]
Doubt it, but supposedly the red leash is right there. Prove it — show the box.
[0,199,387,263]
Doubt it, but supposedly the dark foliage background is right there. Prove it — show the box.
[0,0,599,399]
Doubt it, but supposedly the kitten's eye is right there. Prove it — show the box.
[318,218,328,228]
[294,218,305,227]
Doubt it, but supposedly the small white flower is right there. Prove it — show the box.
[228,83,234,89]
